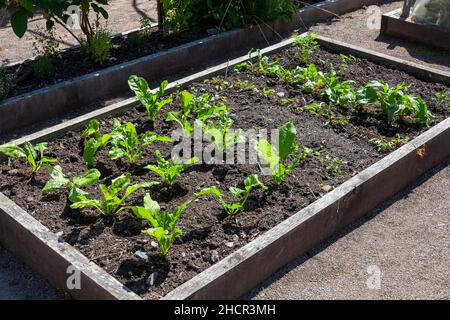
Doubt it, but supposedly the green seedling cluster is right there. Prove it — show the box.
[196,174,267,216]
[132,194,191,256]
[0,142,56,174]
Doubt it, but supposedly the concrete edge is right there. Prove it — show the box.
[0,193,141,300]
[0,0,382,134]
[380,8,450,52]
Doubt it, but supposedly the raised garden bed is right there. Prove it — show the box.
[0,33,449,300]
[381,8,450,51]
[0,0,383,135]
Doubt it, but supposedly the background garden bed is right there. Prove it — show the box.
[0,40,448,299]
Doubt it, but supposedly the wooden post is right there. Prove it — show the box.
[157,0,164,31]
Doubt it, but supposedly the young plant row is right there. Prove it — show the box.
[235,34,435,126]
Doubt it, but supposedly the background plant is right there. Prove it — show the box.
[82,119,111,166]
[195,174,267,216]
[132,193,191,256]
[292,33,319,64]
[160,0,296,32]
[32,26,60,78]
[0,142,56,173]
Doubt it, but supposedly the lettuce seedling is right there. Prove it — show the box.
[164,90,195,134]
[256,122,317,185]
[131,193,191,256]
[355,80,433,125]
[42,165,101,203]
[195,174,267,216]
[82,119,112,166]
[70,173,159,216]
[0,142,56,173]
[292,33,319,64]
[109,121,171,165]
[145,150,198,186]
[128,76,173,121]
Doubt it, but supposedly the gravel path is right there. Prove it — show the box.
[0,0,157,63]
[246,158,450,300]
[310,0,450,73]
[0,246,62,300]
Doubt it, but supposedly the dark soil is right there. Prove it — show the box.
[4,28,207,99]
[0,45,448,299]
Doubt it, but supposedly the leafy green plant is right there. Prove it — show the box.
[161,0,296,32]
[355,80,433,125]
[145,150,198,186]
[0,142,56,173]
[165,90,195,133]
[108,121,171,165]
[131,193,191,256]
[292,33,319,64]
[82,26,112,65]
[435,90,450,109]
[2,1,110,46]
[195,174,267,216]
[128,76,173,121]
[32,26,60,78]
[82,119,112,166]
[70,173,159,216]
[256,122,318,185]
[324,155,342,175]
[370,135,409,153]
[0,59,11,101]
[42,165,100,200]
[338,54,355,75]
[233,79,257,92]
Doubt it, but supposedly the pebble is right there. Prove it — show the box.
[146,272,158,286]
[26,196,34,202]
[7,169,18,175]
[224,242,234,248]
[134,250,149,261]
[211,250,220,263]
[150,241,158,248]
[232,234,239,242]
[276,92,286,97]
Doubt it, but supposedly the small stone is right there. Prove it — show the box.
[211,250,220,263]
[134,250,149,261]
[7,169,18,175]
[26,196,34,202]
[181,252,186,258]
[146,272,158,286]
[232,234,239,242]
[321,184,334,192]
[225,242,234,248]
[150,241,158,248]
[276,92,285,97]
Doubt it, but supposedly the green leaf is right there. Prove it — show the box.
[0,144,26,158]
[109,173,131,195]
[244,174,267,191]
[195,186,223,200]
[275,122,298,161]
[73,169,101,187]
[11,9,30,38]
[42,165,69,193]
